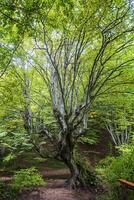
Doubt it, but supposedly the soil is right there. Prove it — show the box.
[18,179,96,200]
[80,128,114,166]
[0,169,96,200]
[41,168,70,179]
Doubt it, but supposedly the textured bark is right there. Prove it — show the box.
[23,73,33,133]
[106,123,131,146]
[63,151,97,189]
[65,158,86,188]
[58,133,97,189]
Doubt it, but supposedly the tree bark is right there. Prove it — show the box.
[65,157,87,188]
[58,133,97,189]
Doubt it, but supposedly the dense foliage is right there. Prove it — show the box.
[0,167,45,200]
[12,167,46,191]
[0,0,134,196]
[0,181,18,200]
[96,138,134,199]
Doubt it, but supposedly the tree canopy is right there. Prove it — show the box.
[0,0,134,189]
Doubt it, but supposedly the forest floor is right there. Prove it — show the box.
[0,168,96,200]
[18,171,96,200]
[0,131,111,200]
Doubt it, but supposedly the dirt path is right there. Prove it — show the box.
[0,168,96,200]
[19,168,96,200]
[19,179,96,200]
[41,168,70,179]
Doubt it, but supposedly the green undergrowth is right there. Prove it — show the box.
[96,140,134,200]
[0,167,46,200]
[0,181,18,200]
[11,167,46,191]
[0,152,66,175]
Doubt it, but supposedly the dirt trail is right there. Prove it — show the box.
[41,168,70,179]
[19,179,96,200]
[19,169,96,200]
[0,168,96,200]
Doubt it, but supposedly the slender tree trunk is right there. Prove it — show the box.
[0,147,6,156]
[23,72,33,134]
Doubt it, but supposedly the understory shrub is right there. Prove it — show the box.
[97,144,134,185]
[96,139,134,199]
[0,181,18,200]
[0,167,46,200]
[11,167,46,191]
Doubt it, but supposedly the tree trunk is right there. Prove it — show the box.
[65,157,87,188]
[58,134,98,189]
[0,147,6,156]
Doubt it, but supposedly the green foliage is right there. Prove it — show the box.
[97,191,134,200]
[3,153,16,163]
[97,144,134,185]
[96,139,134,199]
[74,150,100,188]
[0,131,33,168]
[79,131,99,145]
[79,113,100,145]
[94,93,134,146]
[44,159,66,169]
[96,193,119,200]
[11,167,46,191]
[0,181,18,200]
[0,0,134,192]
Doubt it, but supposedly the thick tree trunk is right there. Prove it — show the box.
[65,157,87,188]
[65,155,98,189]
[58,134,97,189]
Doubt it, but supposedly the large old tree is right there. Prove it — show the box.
[1,0,134,188]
